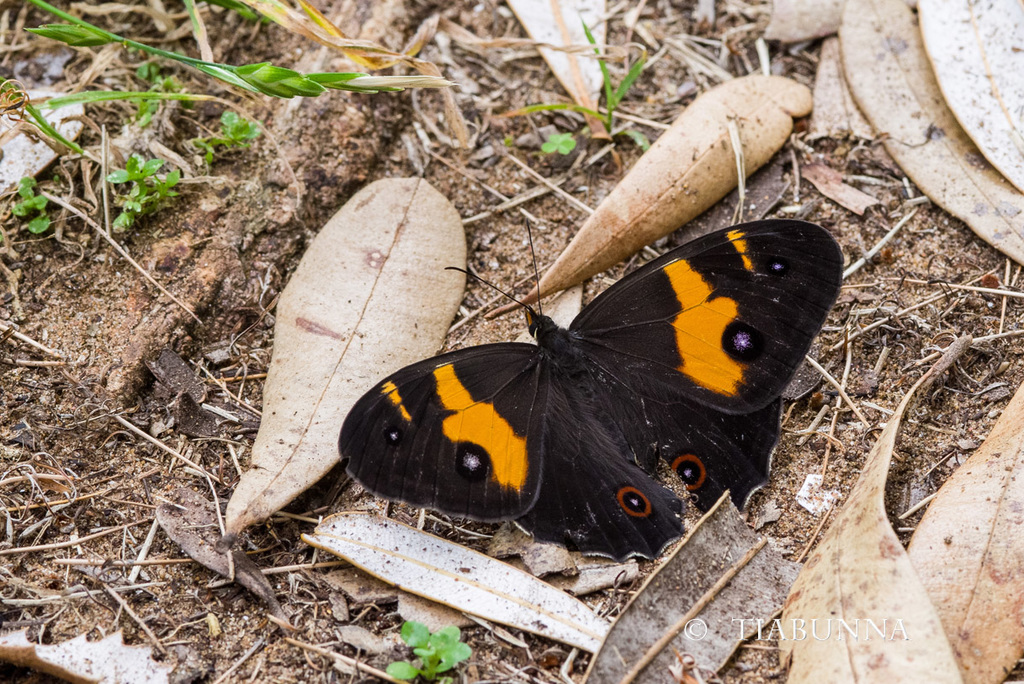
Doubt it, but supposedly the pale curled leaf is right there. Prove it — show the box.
[505,0,605,112]
[302,512,610,651]
[840,0,1024,266]
[764,0,844,42]
[808,37,873,141]
[0,630,172,684]
[781,337,971,683]
[908,381,1024,684]
[224,178,466,538]
[919,0,1024,194]
[510,75,811,308]
[586,493,800,683]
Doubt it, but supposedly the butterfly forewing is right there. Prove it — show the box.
[341,344,547,521]
[571,220,843,414]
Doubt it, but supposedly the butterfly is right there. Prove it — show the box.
[339,220,843,560]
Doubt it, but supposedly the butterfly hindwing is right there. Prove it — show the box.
[514,374,685,560]
[341,345,547,521]
[571,219,842,414]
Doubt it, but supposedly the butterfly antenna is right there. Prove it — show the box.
[446,267,538,315]
[525,218,543,317]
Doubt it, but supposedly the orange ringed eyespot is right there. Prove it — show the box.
[616,486,652,517]
[671,454,707,490]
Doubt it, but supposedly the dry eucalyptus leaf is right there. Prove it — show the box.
[397,593,474,631]
[0,629,172,684]
[302,512,609,651]
[547,557,638,596]
[908,381,1024,684]
[764,0,844,42]
[506,0,605,127]
[781,338,971,683]
[808,37,873,141]
[505,75,812,309]
[841,0,1024,265]
[586,493,800,683]
[919,0,1024,193]
[802,163,881,215]
[156,487,288,622]
[0,91,84,191]
[224,178,466,539]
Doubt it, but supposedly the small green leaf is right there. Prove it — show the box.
[106,170,130,184]
[28,23,112,47]
[17,177,37,199]
[620,128,651,151]
[142,158,164,176]
[401,621,431,648]
[113,212,134,231]
[386,662,421,680]
[541,132,577,155]
[27,215,51,234]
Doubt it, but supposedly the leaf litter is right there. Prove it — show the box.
[4,1,1024,682]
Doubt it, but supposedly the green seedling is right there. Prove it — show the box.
[387,621,472,683]
[105,155,180,231]
[11,177,51,234]
[506,19,648,144]
[542,132,577,155]
[134,62,183,127]
[193,111,261,163]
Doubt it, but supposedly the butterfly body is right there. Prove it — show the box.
[340,220,843,560]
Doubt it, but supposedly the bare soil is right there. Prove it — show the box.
[1,1,1022,683]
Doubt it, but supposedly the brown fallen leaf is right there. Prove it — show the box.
[802,163,880,215]
[764,0,844,42]
[808,37,873,141]
[780,337,971,683]
[586,493,801,683]
[841,0,1024,265]
[499,75,812,311]
[907,380,1024,684]
[157,487,288,623]
[223,178,465,540]
[0,629,173,684]
[919,0,1024,193]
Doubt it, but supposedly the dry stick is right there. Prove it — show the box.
[504,152,594,215]
[0,320,64,358]
[898,492,937,520]
[101,583,166,654]
[5,484,121,513]
[620,538,768,684]
[803,356,870,427]
[795,503,835,563]
[894,278,1024,298]
[53,557,193,567]
[211,637,266,684]
[3,582,166,607]
[820,343,853,477]
[0,519,152,556]
[127,518,160,584]
[42,192,201,324]
[284,637,404,683]
[426,149,544,224]
[110,414,224,484]
[843,208,918,279]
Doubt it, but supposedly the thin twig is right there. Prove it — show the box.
[42,192,201,324]
[101,583,166,654]
[211,637,266,684]
[0,519,152,556]
[110,414,224,484]
[284,637,404,683]
[804,356,870,427]
[843,208,918,279]
[620,538,768,684]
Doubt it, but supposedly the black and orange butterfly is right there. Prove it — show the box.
[340,220,843,560]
